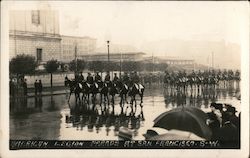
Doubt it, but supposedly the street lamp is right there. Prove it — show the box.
[107,40,110,63]
[74,42,77,77]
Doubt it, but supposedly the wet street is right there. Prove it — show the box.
[10,85,240,140]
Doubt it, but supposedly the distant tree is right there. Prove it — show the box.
[155,63,168,72]
[143,63,154,72]
[88,61,105,73]
[104,61,120,72]
[69,59,86,73]
[122,61,143,72]
[44,59,59,88]
[9,54,37,78]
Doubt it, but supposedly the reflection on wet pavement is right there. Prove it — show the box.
[10,86,240,140]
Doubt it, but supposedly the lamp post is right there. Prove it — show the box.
[107,40,110,71]
[74,42,77,77]
[107,40,110,62]
[120,51,122,77]
[212,51,214,69]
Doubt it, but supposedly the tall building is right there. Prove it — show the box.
[9,3,97,64]
[9,5,61,63]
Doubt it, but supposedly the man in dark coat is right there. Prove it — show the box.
[22,79,28,96]
[104,72,111,82]
[207,103,223,140]
[214,112,239,147]
[122,72,130,85]
[34,80,39,96]
[94,72,102,82]
[38,80,43,95]
[79,72,84,82]
[113,73,119,83]
[86,72,94,85]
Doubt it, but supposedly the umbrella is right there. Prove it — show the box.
[148,129,205,140]
[153,106,212,140]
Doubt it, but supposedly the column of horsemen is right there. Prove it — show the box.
[65,71,145,106]
[64,69,240,106]
[162,69,240,92]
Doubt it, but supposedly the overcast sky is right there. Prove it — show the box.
[7,1,249,69]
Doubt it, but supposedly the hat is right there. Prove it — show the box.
[226,106,237,114]
[210,103,223,111]
[143,130,159,139]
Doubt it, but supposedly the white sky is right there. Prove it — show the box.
[6,1,249,69]
[50,1,247,47]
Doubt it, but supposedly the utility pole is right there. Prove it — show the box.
[212,51,214,69]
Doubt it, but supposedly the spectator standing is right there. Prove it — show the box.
[34,80,39,96]
[23,78,28,96]
[38,80,43,95]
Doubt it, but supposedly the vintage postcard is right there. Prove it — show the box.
[1,1,249,158]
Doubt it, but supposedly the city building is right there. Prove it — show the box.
[61,35,96,62]
[9,4,97,64]
[9,8,61,63]
[144,56,195,65]
[79,52,146,62]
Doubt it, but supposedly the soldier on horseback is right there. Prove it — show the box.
[94,71,102,88]
[122,72,130,85]
[87,72,94,85]
[130,71,143,93]
[113,73,119,83]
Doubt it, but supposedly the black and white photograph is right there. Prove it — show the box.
[1,1,249,158]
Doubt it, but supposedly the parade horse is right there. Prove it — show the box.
[177,76,188,92]
[65,79,80,102]
[128,83,145,107]
[99,81,109,106]
[109,81,119,106]
[116,81,130,106]
[163,75,171,89]
[196,76,204,92]
[187,76,197,91]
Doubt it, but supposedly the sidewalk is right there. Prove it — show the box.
[27,90,68,98]
[27,86,68,98]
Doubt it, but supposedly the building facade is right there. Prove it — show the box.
[144,56,195,65]
[9,9,61,63]
[9,5,96,64]
[79,52,145,62]
[61,35,96,62]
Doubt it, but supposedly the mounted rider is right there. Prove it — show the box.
[104,71,111,87]
[122,72,130,85]
[235,70,240,81]
[188,70,196,83]
[79,72,84,82]
[113,73,119,83]
[130,71,143,93]
[86,72,94,85]
[94,71,102,87]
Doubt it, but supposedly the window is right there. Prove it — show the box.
[36,48,42,62]
[32,10,40,25]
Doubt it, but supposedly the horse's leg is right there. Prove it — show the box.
[68,91,72,102]
[87,93,90,104]
[100,93,103,106]
[125,93,129,104]
[120,93,123,105]
[140,92,144,107]
[112,95,115,105]
[106,94,110,105]
[134,94,137,109]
